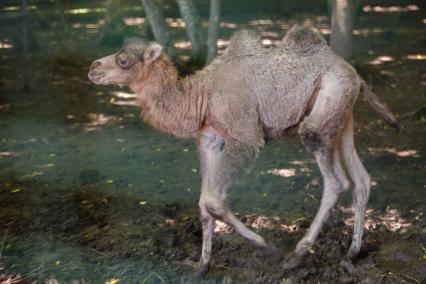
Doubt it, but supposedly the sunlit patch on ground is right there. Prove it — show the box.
[248,19,274,26]
[174,41,192,50]
[406,54,426,60]
[353,28,384,36]
[340,207,416,233]
[319,28,331,35]
[217,39,230,48]
[109,98,139,107]
[21,171,44,179]
[291,159,315,165]
[220,22,238,29]
[2,5,20,11]
[109,91,139,107]
[267,168,296,178]
[368,55,395,65]
[0,42,13,49]
[166,18,186,28]
[124,17,145,26]
[65,8,106,14]
[260,162,314,179]
[2,5,37,12]
[260,31,280,38]
[363,5,419,13]
[386,148,419,157]
[0,273,22,284]
[72,21,104,29]
[368,147,419,157]
[214,214,302,234]
[84,113,119,131]
[0,151,16,157]
[111,91,136,99]
[214,220,232,234]
[212,209,418,236]
[0,104,10,110]
[290,160,315,174]
[367,54,426,64]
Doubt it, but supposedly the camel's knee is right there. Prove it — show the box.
[200,131,225,153]
[199,201,213,225]
[300,128,323,152]
[352,173,371,204]
[200,196,227,220]
[299,125,336,153]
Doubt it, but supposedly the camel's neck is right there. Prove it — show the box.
[130,57,206,138]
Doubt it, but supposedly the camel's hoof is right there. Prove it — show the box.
[282,251,305,270]
[193,263,210,281]
[260,243,283,263]
[347,245,360,260]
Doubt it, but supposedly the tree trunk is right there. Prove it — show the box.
[100,0,125,46]
[176,0,205,62]
[206,0,220,64]
[21,0,29,92]
[330,0,359,59]
[140,0,176,58]
[56,0,68,31]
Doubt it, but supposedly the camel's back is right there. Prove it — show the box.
[199,26,337,138]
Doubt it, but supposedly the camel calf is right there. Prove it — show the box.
[88,25,399,277]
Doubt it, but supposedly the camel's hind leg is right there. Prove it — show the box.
[339,112,371,259]
[283,147,348,269]
[283,69,359,269]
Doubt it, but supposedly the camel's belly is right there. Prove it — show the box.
[251,71,320,139]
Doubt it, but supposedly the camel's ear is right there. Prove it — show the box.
[144,43,163,63]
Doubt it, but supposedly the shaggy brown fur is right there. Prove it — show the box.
[88,25,399,278]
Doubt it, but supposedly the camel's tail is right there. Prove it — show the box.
[360,81,400,132]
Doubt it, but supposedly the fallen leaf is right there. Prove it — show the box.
[105,278,119,284]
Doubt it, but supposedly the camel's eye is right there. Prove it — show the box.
[117,57,129,68]
[116,52,134,69]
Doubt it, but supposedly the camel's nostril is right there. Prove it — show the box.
[88,64,105,83]
[90,61,101,71]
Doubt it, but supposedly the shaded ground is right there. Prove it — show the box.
[0,180,425,283]
[0,0,425,283]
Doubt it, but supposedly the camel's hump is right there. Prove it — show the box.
[281,25,327,51]
[225,29,262,56]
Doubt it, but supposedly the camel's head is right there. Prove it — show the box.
[88,38,163,86]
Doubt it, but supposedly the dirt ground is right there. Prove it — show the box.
[0,181,425,283]
[0,0,425,283]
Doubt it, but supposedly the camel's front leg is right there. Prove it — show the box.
[194,131,224,279]
[195,202,215,279]
[195,130,280,279]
